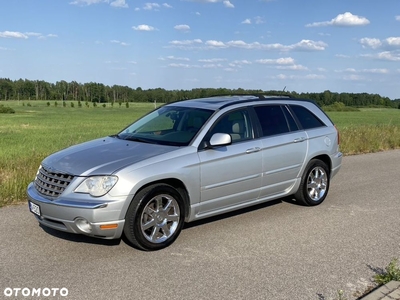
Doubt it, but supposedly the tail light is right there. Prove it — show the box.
[334,125,340,145]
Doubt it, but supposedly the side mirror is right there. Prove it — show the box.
[209,133,232,147]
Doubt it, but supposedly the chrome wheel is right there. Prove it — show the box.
[307,166,328,201]
[140,194,180,243]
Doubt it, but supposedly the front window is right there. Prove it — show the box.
[117,106,213,146]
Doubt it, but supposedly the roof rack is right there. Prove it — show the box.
[205,93,294,100]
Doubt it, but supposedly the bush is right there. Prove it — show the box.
[47,102,50,107]
[323,102,360,112]
[54,101,58,107]
[125,102,129,108]
[0,105,15,114]
[93,102,97,107]
[63,101,66,107]
[78,101,82,107]
[102,104,106,108]
[27,103,32,107]
[70,102,74,108]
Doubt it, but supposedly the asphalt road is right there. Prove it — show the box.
[1,150,400,300]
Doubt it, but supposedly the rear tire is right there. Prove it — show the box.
[123,184,185,251]
[294,159,330,206]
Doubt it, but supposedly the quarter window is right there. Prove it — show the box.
[290,105,325,129]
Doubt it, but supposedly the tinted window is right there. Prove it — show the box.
[282,106,299,131]
[290,105,325,129]
[254,105,290,137]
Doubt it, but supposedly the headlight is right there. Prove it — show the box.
[75,176,118,197]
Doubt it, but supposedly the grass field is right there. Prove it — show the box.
[1,100,399,207]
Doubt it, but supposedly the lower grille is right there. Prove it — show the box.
[34,166,74,199]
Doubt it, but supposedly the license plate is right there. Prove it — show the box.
[29,201,41,216]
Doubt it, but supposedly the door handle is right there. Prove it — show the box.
[293,137,307,143]
[246,147,261,154]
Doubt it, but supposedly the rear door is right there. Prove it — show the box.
[253,105,308,197]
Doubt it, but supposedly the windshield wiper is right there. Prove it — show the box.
[123,136,157,144]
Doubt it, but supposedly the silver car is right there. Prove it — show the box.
[27,95,342,250]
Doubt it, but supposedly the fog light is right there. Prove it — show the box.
[75,218,92,233]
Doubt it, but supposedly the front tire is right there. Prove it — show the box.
[123,184,185,251]
[294,159,330,206]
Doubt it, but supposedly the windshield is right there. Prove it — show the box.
[117,106,213,146]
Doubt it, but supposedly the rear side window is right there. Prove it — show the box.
[254,105,290,137]
[290,105,325,129]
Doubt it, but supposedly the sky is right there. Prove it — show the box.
[0,0,399,99]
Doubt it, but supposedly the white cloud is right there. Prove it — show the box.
[232,60,252,65]
[195,12,201,15]
[132,25,157,31]
[277,64,308,71]
[169,39,203,45]
[69,0,107,6]
[305,74,325,79]
[165,55,190,61]
[168,39,327,51]
[336,68,389,74]
[396,16,400,21]
[361,51,400,61]
[128,61,137,64]
[110,40,129,46]
[256,57,295,65]
[386,37,400,47]
[359,37,400,49]
[362,68,389,74]
[0,31,28,39]
[47,34,58,38]
[241,19,251,24]
[343,74,366,81]
[163,3,172,8]
[306,12,370,27]
[202,63,224,68]
[336,54,350,58]
[198,58,227,62]
[271,74,325,80]
[110,0,128,8]
[143,3,160,10]
[254,16,264,24]
[174,24,190,32]
[223,0,234,8]
[360,38,382,49]
[205,40,227,48]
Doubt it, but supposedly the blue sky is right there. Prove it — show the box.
[0,0,399,99]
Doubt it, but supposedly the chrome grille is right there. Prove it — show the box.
[34,166,74,199]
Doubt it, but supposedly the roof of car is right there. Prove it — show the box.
[170,95,314,111]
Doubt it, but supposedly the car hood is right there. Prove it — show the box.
[41,136,179,176]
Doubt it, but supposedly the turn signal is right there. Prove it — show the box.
[100,224,118,230]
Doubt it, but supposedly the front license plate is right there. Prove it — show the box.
[29,201,41,217]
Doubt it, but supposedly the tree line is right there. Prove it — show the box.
[0,78,399,108]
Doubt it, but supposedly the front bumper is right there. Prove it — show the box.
[27,183,125,239]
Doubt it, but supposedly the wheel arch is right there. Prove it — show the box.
[310,154,331,176]
[129,178,191,220]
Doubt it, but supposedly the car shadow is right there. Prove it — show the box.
[39,224,121,246]
[37,195,300,246]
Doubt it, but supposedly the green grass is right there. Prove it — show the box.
[326,108,400,155]
[0,101,399,207]
[0,101,155,207]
